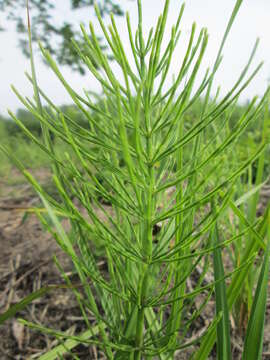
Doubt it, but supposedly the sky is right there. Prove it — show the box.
[0,0,270,115]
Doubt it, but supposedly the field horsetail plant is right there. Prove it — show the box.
[1,0,270,359]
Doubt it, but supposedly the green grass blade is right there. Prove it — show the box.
[242,213,270,360]
[212,222,232,360]
[39,325,103,360]
[194,204,270,358]
[0,287,53,324]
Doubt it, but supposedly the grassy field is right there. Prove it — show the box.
[0,106,83,177]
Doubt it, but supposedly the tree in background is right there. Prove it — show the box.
[0,0,125,73]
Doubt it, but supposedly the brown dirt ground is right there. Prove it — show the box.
[0,168,270,359]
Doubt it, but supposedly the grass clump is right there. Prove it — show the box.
[1,0,270,359]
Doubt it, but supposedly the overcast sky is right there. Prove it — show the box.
[0,0,269,115]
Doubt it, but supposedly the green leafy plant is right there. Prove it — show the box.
[1,0,270,359]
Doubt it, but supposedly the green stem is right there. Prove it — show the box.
[167,121,184,355]
[134,70,155,357]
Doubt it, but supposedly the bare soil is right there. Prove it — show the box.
[0,169,270,359]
